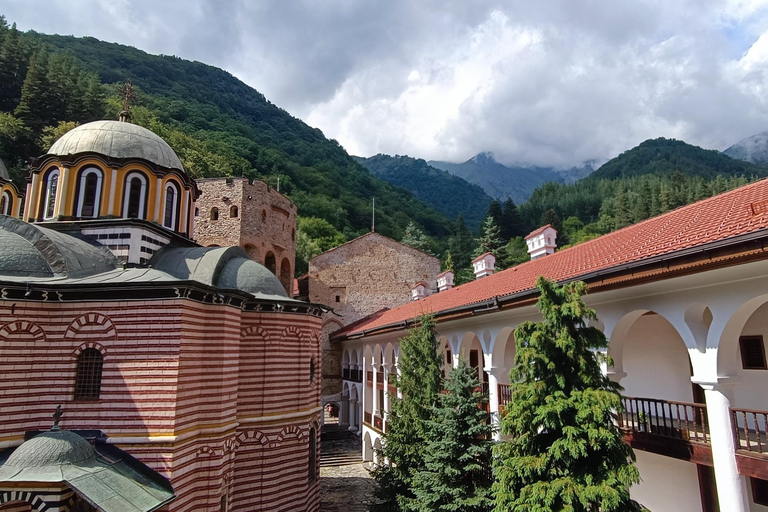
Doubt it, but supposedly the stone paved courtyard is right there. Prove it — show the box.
[320,424,376,512]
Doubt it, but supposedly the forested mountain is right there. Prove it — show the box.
[353,154,493,230]
[429,152,595,203]
[724,131,768,164]
[0,18,454,254]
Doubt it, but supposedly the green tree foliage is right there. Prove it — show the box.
[502,236,529,268]
[500,199,522,241]
[355,154,493,230]
[401,221,433,254]
[411,358,494,512]
[294,216,347,275]
[0,20,26,113]
[476,216,505,264]
[371,315,444,512]
[449,215,476,284]
[493,277,642,512]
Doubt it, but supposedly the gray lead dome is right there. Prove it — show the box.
[5,430,96,467]
[48,120,184,171]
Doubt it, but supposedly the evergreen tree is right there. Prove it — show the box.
[500,198,521,241]
[476,216,505,260]
[401,221,433,254]
[371,315,444,512]
[613,188,630,229]
[411,358,494,512]
[15,50,53,131]
[449,215,476,284]
[0,22,26,113]
[487,200,504,229]
[443,251,455,272]
[493,277,642,512]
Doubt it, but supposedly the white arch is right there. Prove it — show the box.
[76,166,103,218]
[0,190,11,216]
[122,171,148,219]
[42,167,60,220]
[162,180,181,230]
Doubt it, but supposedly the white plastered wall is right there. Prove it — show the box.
[631,450,702,512]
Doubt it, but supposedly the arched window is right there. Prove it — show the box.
[74,348,103,401]
[309,427,317,486]
[42,167,60,220]
[230,205,238,218]
[76,167,103,218]
[0,191,10,216]
[210,207,219,221]
[163,181,180,230]
[122,172,148,219]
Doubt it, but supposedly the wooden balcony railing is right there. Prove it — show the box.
[619,396,710,444]
[354,369,363,382]
[364,411,372,426]
[366,371,373,384]
[374,415,384,430]
[498,383,512,408]
[732,408,768,454]
[377,371,385,385]
[342,368,350,380]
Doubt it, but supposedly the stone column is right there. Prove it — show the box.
[348,397,358,433]
[485,367,504,441]
[699,380,749,512]
[340,394,349,429]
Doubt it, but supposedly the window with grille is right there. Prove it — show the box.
[74,348,104,401]
[740,336,767,370]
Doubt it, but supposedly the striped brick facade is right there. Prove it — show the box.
[0,299,322,512]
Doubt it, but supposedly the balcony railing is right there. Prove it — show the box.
[342,368,350,380]
[498,383,512,408]
[619,396,710,444]
[733,408,768,454]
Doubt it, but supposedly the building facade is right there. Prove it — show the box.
[193,178,297,294]
[334,179,768,512]
[0,119,322,512]
[308,232,440,402]
[0,159,23,218]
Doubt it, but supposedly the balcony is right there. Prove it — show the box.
[498,383,512,408]
[618,396,712,465]
[733,407,768,480]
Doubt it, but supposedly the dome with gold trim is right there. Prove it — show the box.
[48,120,184,171]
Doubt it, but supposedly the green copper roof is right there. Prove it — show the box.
[0,430,175,512]
[48,120,184,171]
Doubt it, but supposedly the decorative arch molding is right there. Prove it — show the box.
[64,313,117,342]
[282,325,309,342]
[241,325,270,342]
[195,445,218,458]
[0,492,46,511]
[233,429,269,452]
[0,321,46,344]
[72,341,107,358]
[274,425,305,445]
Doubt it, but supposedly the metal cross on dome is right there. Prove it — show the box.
[120,78,137,112]
[52,404,62,430]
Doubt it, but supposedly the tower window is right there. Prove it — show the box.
[210,207,219,221]
[77,168,103,218]
[740,336,767,370]
[230,205,238,218]
[0,191,10,216]
[163,182,180,229]
[74,348,103,401]
[43,168,60,220]
[123,172,148,219]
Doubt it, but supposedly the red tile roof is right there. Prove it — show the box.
[526,224,555,239]
[472,252,494,263]
[336,179,768,337]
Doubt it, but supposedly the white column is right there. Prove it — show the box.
[372,361,379,415]
[340,394,349,428]
[23,175,38,221]
[485,367,504,441]
[383,365,391,414]
[699,380,749,512]
[348,397,358,433]
[396,362,403,399]
[107,168,117,216]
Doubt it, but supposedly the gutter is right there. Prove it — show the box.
[332,229,768,342]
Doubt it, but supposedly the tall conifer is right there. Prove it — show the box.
[411,359,494,512]
[493,277,643,512]
[371,315,444,512]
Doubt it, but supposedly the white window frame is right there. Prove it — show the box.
[76,167,103,218]
[122,171,148,219]
[163,181,180,230]
[43,168,60,220]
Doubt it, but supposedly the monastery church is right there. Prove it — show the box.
[0,107,323,511]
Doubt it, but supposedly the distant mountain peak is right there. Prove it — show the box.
[724,131,768,164]
[471,151,496,163]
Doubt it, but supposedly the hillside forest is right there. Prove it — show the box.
[0,18,766,280]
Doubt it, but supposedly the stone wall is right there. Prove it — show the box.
[309,233,441,396]
[193,178,297,293]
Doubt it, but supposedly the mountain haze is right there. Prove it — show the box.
[429,152,595,203]
[724,131,768,164]
[353,154,493,229]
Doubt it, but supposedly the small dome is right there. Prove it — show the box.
[5,430,96,467]
[0,158,9,181]
[0,229,53,277]
[218,257,288,298]
[48,120,184,171]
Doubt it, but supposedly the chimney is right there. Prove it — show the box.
[472,253,495,279]
[525,224,557,260]
[411,281,429,301]
[436,270,455,292]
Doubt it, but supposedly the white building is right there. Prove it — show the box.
[332,178,768,512]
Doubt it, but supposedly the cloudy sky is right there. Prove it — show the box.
[5,0,768,167]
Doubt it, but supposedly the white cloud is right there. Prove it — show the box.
[5,0,768,166]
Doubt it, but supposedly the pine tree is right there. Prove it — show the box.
[443,251,455,272]
[15,50,52,131]
[475,216,505,264]
[613,188,630,229]
[493,277,642,512]
[487,200,504,230]
[371,315,444,512]
[449,215,476,282]
[411,359,494,512]
[401,221,433,254]
[0,22,26,113]
[500,198,521,241]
